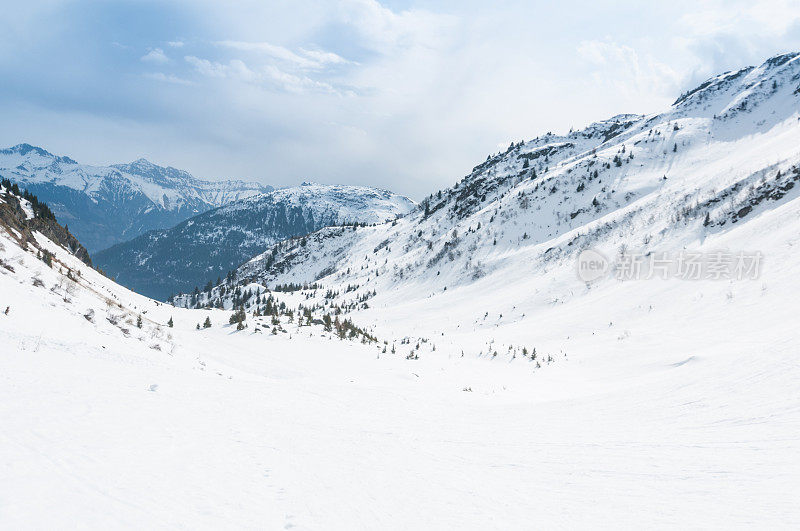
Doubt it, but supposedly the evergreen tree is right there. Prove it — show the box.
[229,307,246,326]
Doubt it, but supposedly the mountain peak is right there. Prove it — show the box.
[1,144,77,164]
[761,51,800,70]
[5,143,54,158]
[131,157,157,167]
[673,50,800,108]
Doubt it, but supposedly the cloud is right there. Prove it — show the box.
[185,56,252,79]
[166,40,184,48]
[299,48,353,66]
[144,72,193,85]
[215,40,351,70]
[335,0,457,53]
[577,40,682,104]
[263,65,340,94]
[679,0,800,37]
[185,55,341,94]
[141,48,169,64]
[672,0,800,90]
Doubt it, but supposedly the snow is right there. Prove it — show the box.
[2,53,800,527]
[2,179,800,529]
[0,145,271,212]
[225,182,416,224]
[18,197,34,220]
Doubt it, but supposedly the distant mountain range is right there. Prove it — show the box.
[93,182,415,300]
[0,144,272,252]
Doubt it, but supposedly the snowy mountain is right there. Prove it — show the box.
[93,182,415,300]
[3,54,800,526]
[172,51,800,382]
[199,52,800,316]
[0,144,272,252]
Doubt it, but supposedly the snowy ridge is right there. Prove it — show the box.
[93,182,415,300]
[0,146,270,210]
[0,145,272,251]
[226,181,415,225]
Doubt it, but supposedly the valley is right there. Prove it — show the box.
[2,51,800,528]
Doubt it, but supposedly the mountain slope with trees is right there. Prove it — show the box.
[94,182,415,300]
[191,52,800,333]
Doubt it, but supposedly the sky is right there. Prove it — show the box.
[2,0,800,199]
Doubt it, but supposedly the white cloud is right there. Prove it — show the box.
[335,0,457,53]
[166,40,184,48]
[679,0,800,37]
[185,55,341,95]
[185,56,252,79]
[263,65,339,94]
[141,48,169,64]
[299,48,353,66]
[669,0,800,91]
[215,41,351,70]
[144,72,193,85]
[577,40,682,104]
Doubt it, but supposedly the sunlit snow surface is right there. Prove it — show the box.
[3,54,800,528]
[1,185,800,528]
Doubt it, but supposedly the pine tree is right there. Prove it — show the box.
[167,317,174,328]
[229,307,246,326]
[203,316,211,328]
[136,315,143,328]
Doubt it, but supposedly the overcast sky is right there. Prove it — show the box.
[2,0,800,199]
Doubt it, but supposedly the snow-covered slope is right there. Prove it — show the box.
[0,144,272,252]
[2,126,800,527]
[209,52,800,318]
[93,182,415,300]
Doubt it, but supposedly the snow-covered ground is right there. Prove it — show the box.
[2,184,799,529]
